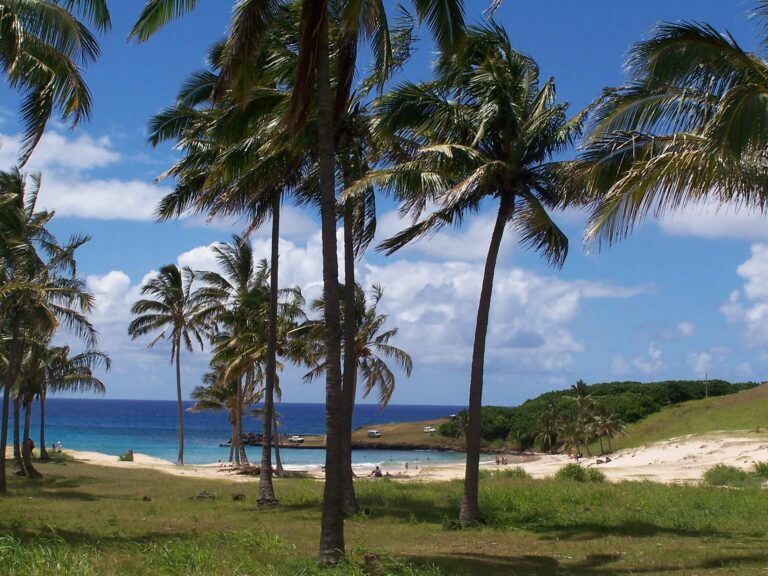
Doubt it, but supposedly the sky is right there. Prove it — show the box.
[1,0,766,406]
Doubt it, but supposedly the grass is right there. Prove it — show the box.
[349,418,465,450]
[608,383,768,452]
[1,458,768,575]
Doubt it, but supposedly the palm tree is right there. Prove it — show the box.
[369,23,586,526]
[131,0,466,562]
[128,265,214,465]
[38,345,110,459]
[190,372,261,464]
[534,401,560,454]
[199,239,275,491]
[300,283,412,513]
[0,169,96,491]
[573,2,768,245]
[0,0,110,163]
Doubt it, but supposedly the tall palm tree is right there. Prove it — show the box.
[369,23,586,526]
[0,0,110,163]
[38,345,110,459]
[128,265,214,465]
[300,282,412,512]
[534,401,560,454]
[200,240,274,489]
[0,169,96,491]
[573,2,768,245]
[190,372,261,464]
[131,0,465,562]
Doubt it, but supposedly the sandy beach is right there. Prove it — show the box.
[62,431,768,485]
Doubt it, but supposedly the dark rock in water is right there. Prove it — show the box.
[142,496,152,502]
[232,493,246,501]
[196,490,216,501]
[596,459,605,465]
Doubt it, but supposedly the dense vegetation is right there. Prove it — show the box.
[440,379,758,450]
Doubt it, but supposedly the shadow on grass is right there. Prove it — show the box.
[405,551,768,576]
[531,520,731,541]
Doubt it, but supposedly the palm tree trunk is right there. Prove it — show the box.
[273,411,285,476]
[175,345,185,466]
[599,437,605,455]
[0,323,20,492]
[607,436,613,453]
[316,6,345,564]
[233,379,241,467]
[39,384,49,460]
[22,395,40,478]
[13,395,25,476]
[459,194,513,527]
[341,204,359,515]
[237,376,248,465]
[259,193,281,506]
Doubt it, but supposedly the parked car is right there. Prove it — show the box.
[367,430,381,438]
[423,426,436,433]
[288,435,304,443]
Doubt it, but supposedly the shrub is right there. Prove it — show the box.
[554,464,605,483]
[703,464,750,487]
[586,468,606,483]
[752,461,768,479]
[479,466,531,480]
[118,450,134,462]
[554,464,588,482]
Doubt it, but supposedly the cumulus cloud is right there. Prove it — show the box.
[88,227,645,398]
[721,244,768,346]
[0,130,172,220]
[677,321,694,337]
[659,201,768,240]
[632,341,664,374]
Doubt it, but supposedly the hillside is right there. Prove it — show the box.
[610,383,768,451]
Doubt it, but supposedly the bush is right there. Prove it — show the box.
[703,464,750,487]
[752,461,768,479]
[118,450,134,462]
[554,464,605,483]
[479,466,531,480]
[586,468,606,483]
[554,464,587,482]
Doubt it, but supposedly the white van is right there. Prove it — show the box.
[367,430,381,438]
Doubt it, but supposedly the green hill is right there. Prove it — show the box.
[610,383,768,451]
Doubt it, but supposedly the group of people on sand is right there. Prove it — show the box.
[495,456,509,465]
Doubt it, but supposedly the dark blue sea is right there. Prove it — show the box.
[26,399,466,467]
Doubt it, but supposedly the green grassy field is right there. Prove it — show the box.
[608,383,768,451]
[1,457,768,575]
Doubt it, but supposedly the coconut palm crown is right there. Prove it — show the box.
[574,1,768,247]
[364,21,587,526]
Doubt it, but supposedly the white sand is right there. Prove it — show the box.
[64,431,768,485]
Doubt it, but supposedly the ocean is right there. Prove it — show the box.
[27,398,466,468]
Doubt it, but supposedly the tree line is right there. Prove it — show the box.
[440,379,758,452]
[4,0,768,564]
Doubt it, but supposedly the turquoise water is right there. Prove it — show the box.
[28,399,467,467]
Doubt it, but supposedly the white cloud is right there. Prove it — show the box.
[0,131,120,174]
[0,130,172,220]
[721,244,768,346]
[687,351,712,375]
[632,341,664,374]
[659,202,768,240]
[678,321,694,337]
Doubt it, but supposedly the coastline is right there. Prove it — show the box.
[64,431,768,485]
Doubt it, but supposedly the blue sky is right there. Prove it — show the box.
[1,0,766,406]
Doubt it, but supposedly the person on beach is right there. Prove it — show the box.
[369,466,382,477]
